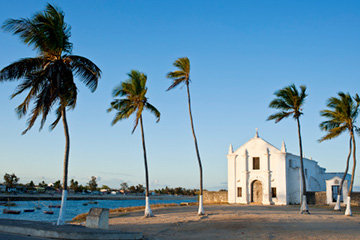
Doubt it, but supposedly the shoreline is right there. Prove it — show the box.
[0,193,196,202]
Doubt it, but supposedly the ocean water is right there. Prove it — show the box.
[0,197,196,222]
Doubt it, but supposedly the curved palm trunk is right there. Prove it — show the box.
[140,115,153,218]
[334,137,352,211]
[345,133,356,216]
[57,108,70,225]
[297,118,309,214]
[186,84,204,215]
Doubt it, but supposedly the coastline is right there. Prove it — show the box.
[0,193,195,202]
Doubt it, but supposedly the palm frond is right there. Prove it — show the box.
[319,92,360,142]
[109,70,160,133]
[49,106,62,131]
[0,57,43,81]
[166,79,184,91]
[1,3,101,134]
[267,111,292,123]
[268,84,307,123]
[145,102,160,122]
[318,125,347,142]
[69,55,101,92]
[167,57,190,91]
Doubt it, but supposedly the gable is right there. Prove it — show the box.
[233,137,282,156]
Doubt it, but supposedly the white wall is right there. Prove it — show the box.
[228,136,287,205]
[227,134,348,206]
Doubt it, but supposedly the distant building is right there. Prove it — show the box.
[227,129,350,205]
[0,184,6,193]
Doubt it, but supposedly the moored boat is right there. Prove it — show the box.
[3,209,21,214]
[48,205,61,208]
[24,209,35,212]
[43,211,54,214]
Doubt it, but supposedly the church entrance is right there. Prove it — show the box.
[251,180,263,203]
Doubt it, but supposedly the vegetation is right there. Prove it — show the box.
[53,180,62,190]
[108,70,160,217]
[154,186,198,196]
[0,3,101,225]
[268,84,309,214]
[167,57,204,215]
[3,173,19,188]
[128,184,145,194]
[27,181,35,189]
[101,185,111,190]
[88,176,98,191]
[1,174,199,196]
[69,179,83,192]
[38,181,47,187]
[319,92,360,215]
[120,182,129,191]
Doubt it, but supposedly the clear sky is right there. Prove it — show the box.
[1,1,360,191]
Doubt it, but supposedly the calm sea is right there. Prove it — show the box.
[0,197,196,222]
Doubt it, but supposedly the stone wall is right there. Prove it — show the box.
[307,191,360,206]
[203,190,360,205]
[351,192,360,206]
[314,192,327,205]
[203,191,228,203]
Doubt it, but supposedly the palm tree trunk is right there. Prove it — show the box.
[57,107,70,225]
[345,133,356,216]
[186,83,204,215]
[297,118,309,214]
[140,115,153,218]
[334,137,352,211]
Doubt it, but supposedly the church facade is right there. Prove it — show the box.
[227,130,349,205]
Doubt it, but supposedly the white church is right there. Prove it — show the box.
[227,129,350,205]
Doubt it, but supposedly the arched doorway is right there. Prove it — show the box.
[251,180,263,203]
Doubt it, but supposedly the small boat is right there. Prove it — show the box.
[48,205,61,208]
[43,211,54,214]
[33,200,42,210]
[3,209,21,214]
[83,201,98,206]
[24,209,35,212]
[3,198,16,207]
[4,203,16,207]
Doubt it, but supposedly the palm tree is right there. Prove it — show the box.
[267,84,309,214]
[166,57,204,215]
[0,4,101,225]
[319,92,360,216]
[108,70,160,218]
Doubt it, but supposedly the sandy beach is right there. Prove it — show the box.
[108,204,360,240]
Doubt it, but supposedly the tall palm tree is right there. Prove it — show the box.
[319,92,360,216]
[167,57,204,215]
[108,70,160,218]
[0,4,101,225]
[267,84,309,214]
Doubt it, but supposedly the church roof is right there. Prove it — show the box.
[229,129,284,156]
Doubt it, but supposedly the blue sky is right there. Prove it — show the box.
[1,1,360,190]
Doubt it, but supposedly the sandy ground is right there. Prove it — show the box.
[108,204,360,240]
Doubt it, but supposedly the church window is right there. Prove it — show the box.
[305,169,308,178]
[253,157,260,170]
[237,187,242,197]
[271,188,277,198]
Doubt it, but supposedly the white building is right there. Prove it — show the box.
[227,129,350,205]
